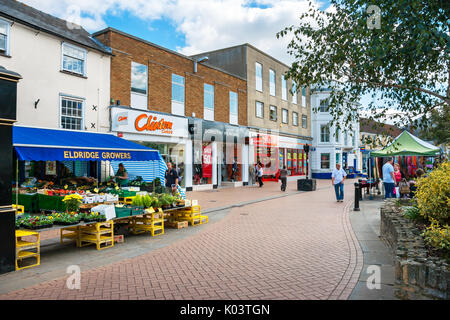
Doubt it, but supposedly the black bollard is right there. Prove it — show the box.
[354,182,360,211]
[358,179,363,201]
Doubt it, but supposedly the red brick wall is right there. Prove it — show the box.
[95,30,248,125]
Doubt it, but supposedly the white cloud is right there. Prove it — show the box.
[18,0,319,65]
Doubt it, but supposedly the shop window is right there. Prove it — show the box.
[256,101,264,118]
[60,97,84,130]
[269,69,276,96]
[255,62,263,92]
[62,43,86,76]
[0,18,10,55]
[269,105,277,121]
[282,109,288,124]
[320,124,330,142]
[293,112,299,126]
[229,91,238,125]
[302,115,307,128]
[281,76,287,100]
[292,81,298,104]
[321,153,330,169]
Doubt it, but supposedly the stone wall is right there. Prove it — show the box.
[380,199,449,300]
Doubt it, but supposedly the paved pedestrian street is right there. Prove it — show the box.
[0,179,374,300]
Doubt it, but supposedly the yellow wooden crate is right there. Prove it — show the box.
[15,230,40,271]
[130,216,164,237]
[12,204,25,214]
[60,226,81,247]
[79,221,114,250]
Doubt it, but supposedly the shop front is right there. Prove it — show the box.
[249,130,311,182]
[110,106,190,188]
[189,118,249,190]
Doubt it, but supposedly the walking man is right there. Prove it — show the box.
[279,166,288,191]
[382,157,396,199]
[165,161,179,195]
[331,163,346,202]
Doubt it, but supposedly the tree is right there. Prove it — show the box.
[277,0,449,144]
[418,106,450,145]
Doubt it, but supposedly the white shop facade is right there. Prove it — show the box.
[109,106,191,189]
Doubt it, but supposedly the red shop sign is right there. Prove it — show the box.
[203,145,212,178]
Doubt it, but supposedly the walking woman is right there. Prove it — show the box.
[393,163,402,197]
[257,163,264,187]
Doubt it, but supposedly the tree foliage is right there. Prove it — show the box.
[277,0,449,144]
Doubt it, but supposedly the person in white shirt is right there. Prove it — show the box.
[257,163,264,187]
[331,163,347,202]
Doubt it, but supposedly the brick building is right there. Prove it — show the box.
[93,28,249,190]
[192,44,313,181]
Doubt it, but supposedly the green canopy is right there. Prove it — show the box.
[371,130,441,157]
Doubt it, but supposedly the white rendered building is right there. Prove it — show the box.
[310,88,361,179]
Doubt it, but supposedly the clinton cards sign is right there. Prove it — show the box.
[111,107,188,138]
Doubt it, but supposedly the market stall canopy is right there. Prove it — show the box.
[13,126,162,162]
[371,130,440,157]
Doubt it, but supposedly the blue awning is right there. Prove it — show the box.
[13,126,162,162]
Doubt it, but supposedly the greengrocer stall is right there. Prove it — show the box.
[12,126,205,270]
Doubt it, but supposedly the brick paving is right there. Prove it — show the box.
[1,180,363,300]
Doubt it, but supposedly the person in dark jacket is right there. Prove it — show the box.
[279,166,288,191]
[165,162,179,194]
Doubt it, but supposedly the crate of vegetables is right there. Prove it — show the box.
[114,204,132,218]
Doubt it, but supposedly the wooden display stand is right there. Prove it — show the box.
[15,230,40,271]
[60,226,81,246]
[79,221,114,250]
[130,209,164,236]
[173,205,208,226]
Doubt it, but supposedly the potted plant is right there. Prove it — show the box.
[62,194,83,213]
[22,215,53,230]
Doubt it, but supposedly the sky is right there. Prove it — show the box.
[20,0,330,65]
[19,0,390,121]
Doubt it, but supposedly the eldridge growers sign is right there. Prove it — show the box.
[111,107,188,138]
[63,151,132,160]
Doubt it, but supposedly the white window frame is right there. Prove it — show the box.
[293,112,299,126]
[301,87,307,107]
[269,105,277,121]
[131,61,148,96]
[292,81,298,104]
[256,101,264,118]
[204,83,215,110]
[61,42,87,76]
[172,73,185,103]
[255,62,263,92]
[59,95,85,131]
[281,76,287,101]
[0,18,11,56]
[302,115,307,128]
[321,153,331,169]
[282,108,288,124]
[269,69,276,96]
[229,91,238,115]
[320,124,330,142]
[319,98,330,112]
